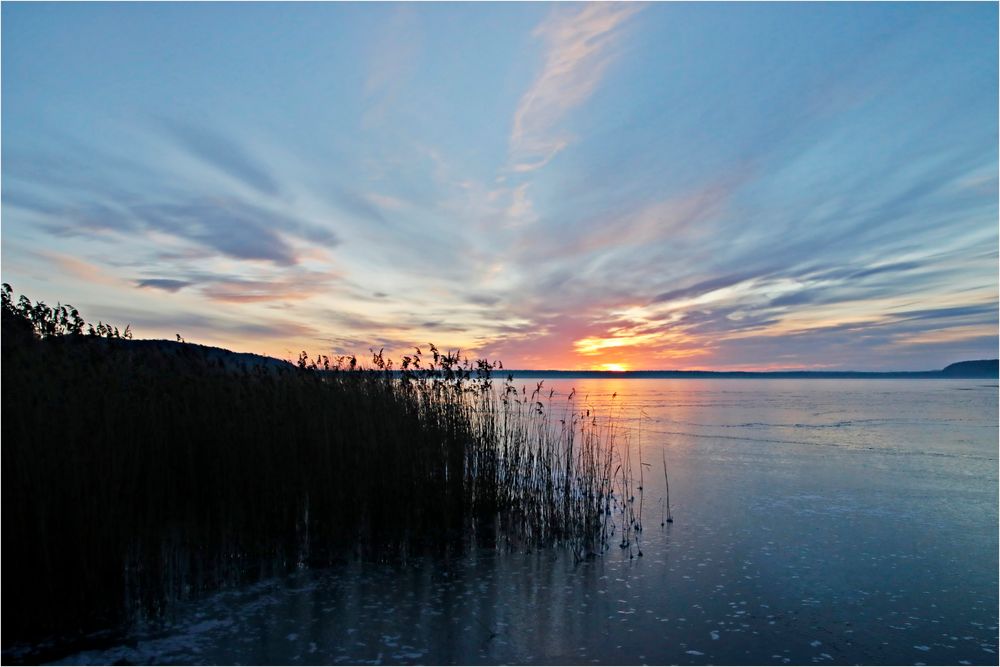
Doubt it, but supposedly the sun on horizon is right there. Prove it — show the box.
[599,363,629,372]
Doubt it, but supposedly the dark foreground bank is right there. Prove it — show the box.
[1,288,620,657]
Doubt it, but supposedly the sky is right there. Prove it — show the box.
[2,2,997,371]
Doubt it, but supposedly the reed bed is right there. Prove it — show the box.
[1,286,645,647]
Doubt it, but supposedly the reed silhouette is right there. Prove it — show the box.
[1,285,633,649]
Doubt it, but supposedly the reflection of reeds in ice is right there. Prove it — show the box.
[662,449,674,524]
[1,285,626,645]
[602,393,648,560]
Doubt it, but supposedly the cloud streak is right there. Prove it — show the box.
[161,120,280,196]
[42,197,338,267]
[136,278,192,293]
[509,2,642,173]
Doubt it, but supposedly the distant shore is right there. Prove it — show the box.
[501,359,998,380]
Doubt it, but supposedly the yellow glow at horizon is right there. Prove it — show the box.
[600,363,628,372]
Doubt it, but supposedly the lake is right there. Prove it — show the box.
[52,378,998,665]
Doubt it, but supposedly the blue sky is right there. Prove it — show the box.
[2,2,997,370]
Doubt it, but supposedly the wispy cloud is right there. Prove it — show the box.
[160,120,280,196]
[362,6,422,129]
[509,2,642,173]
[45,198,338,267]
[199,271,340,303]
[136,278,192,293]
[38,250,121,287]
[133,265,343,304]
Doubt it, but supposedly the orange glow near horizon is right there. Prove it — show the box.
[573,332,663,355]
[119,291,993,372]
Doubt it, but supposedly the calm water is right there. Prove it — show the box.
[54,379,998,665]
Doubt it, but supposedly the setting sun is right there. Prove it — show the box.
[600,363,628,372]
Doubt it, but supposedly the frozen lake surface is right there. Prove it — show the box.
[47,379,1000,664]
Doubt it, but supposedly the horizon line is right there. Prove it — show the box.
[118,337,999,377]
